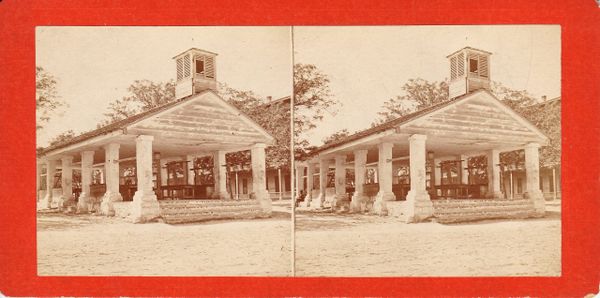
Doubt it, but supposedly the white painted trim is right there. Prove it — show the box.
[317,128,396,157]
[400,90,548,145]
[41,129,124,158]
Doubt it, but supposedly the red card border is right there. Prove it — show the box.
[0,0,599,296]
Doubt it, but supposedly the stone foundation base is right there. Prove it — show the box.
[76,194,90,213]
[386,201,406,218]
[525,190,546,217]
[100,191,123,216]
[311,194,324,210]
[404,190,433,223]
[373,191,396,216]
[350,193,367,213]
[130,191,160,223]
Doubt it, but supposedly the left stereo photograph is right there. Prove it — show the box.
[35,26,293,276]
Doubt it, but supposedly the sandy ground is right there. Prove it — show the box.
[295,201,561,277]
[37,201,292,276]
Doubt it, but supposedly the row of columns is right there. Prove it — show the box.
[39,136,271,222]
[294,134,545,222]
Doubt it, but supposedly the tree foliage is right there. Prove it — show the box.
[99,79,176,127]
[322,129,350,146]
[374,78,448,126]
[36,67,66,130]
[48,129,76,146]
[294,63,340,147]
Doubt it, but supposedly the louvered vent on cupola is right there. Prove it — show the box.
[447,47,492,99]
[173,48,218,100]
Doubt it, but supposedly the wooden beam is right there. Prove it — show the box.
[427,117,529,132]
[429,114,523,126]
[129,128,269,144]
[157,114,245,126]
[168,109,241,122]
[401,127,538,143]
[443,108,513,121]
[408,122,538,137]
[135,123,265,138]
[151,118,257,134]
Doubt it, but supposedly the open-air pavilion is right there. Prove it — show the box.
[36,48,276,223]
[295,47,550,223]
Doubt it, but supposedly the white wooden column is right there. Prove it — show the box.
[43,159,56,209]
[58,156,74,209]
[295,164,305,202]
[186,154,195,185]
[524,143,545,215]
[351,149,368,212]
[101,143,122,215]
[459,154,469,184]
[251,143,271,214]
[404,134,433,223]
[302,163,314,207]
[130,135,160,222]
[77,151,94,213]
[312,158,329,209]
[373,142,396,215]
[278,167,283,200]
[333,154,348,210]
[235,171,239,199]
[212,151,229,199]
[486,149,502,198]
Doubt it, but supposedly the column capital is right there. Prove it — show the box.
[335,154,347,162]
[81,150,95,158]
[136,135,154,142]
[409,134,427,141]
[353,149,369,157]
[524,142,541,149]
[252,143,267,149]
[61,155,74,162]
[104,142,121,150]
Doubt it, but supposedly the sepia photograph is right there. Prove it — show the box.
[35,26,293,276]
[292,25,561,276]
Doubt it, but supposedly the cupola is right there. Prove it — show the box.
[173,48,218,100]
[447,47,492,99]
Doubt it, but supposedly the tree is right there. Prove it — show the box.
[99,79,175,127]
[322,129,350,145]
[48,130,76,146]
[374,78,448,125]
[294,63,340,148]
[36,66,65,130]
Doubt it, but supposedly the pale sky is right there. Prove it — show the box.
[293,25,561,146]
[36,26,292,147]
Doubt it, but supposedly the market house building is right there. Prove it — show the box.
[295,47,551,223]
[36,48,278,223]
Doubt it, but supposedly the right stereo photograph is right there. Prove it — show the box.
[292,25,561,277]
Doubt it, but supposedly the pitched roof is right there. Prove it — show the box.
[306,91,476,157]
[39,90,206,156]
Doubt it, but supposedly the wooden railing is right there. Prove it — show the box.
[433,184,487,199]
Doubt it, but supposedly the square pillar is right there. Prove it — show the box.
[404,134,433,223]
[333,154,348,210]
[130,135,160,222]
[77,151,94,213]
[101,143,122,215]
[278,167,283,200]
[58,156,74,210]
[486,149,503,199]
[351,149,368,212]
[312,158,329,209]
[459,155,469,184]
[524,143,545,215]
[295,164,306,203]
[301,163,314,207]
[42,159,57,209]
[251,143,271,215]
[373,142,396,215]
[186,154,196,185]
[212,151,230,199]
